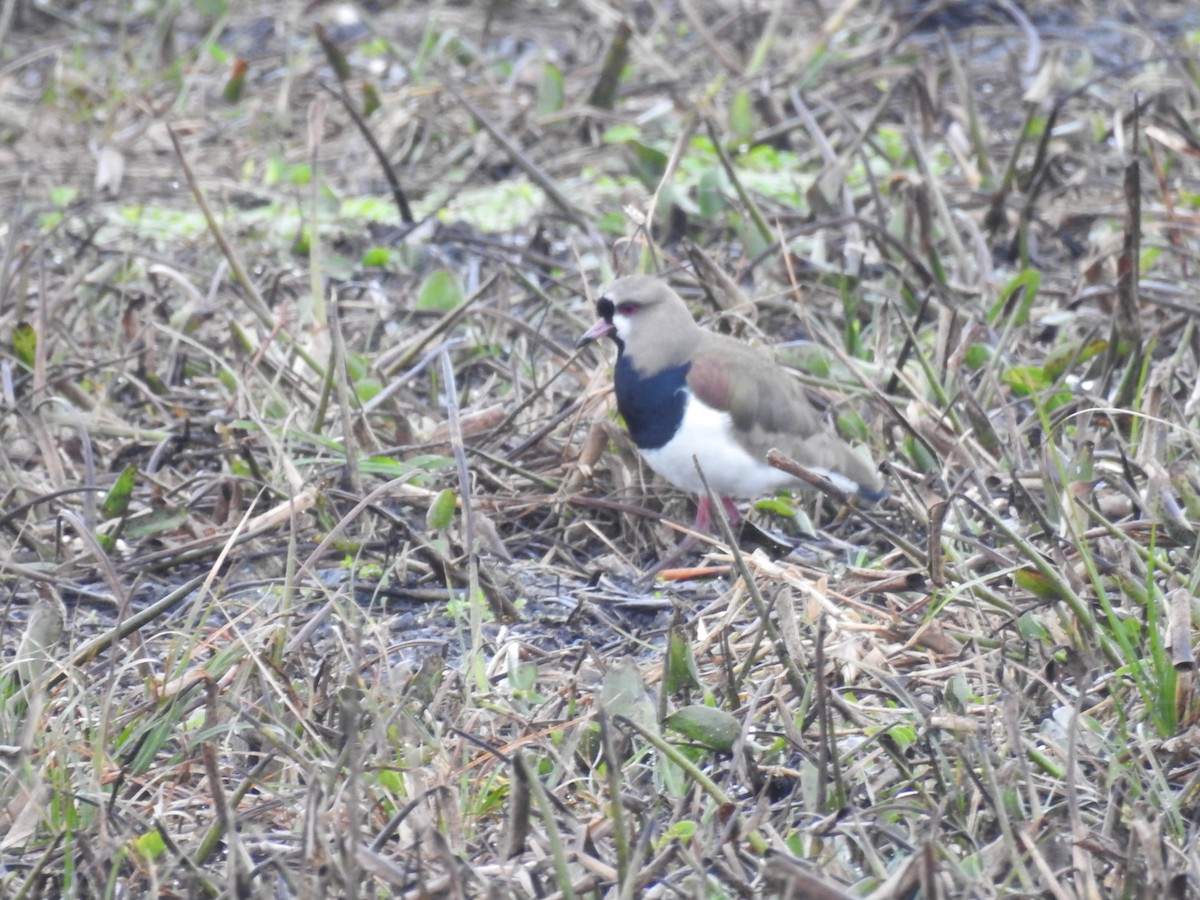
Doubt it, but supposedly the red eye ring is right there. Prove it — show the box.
[616,302,638,317]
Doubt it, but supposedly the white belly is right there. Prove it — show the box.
[639,395,796,498]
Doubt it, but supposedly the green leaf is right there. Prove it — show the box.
[601,123,640,143]
[1042,338,1108,381]
[359,454,454,483]
[988,268,1041,326]
[288,163,312,186]
[362,246,390,267]
[345,353,370,380]
[315,23,352,81]
[664,705,741,752]
[123,507,190,539]
[753,496,795,517]
[12,322,35,368]
[697,167,726,220]
[1002,365,1072,410]
[511,660,538,693]
[292,226,311,255]
[876,126,906,164]
[837,409,869,442]
[729,90,754,143]
[143,371,169,396]
[660,820,696,845]
[426,488,457,530]
[790,506,816,537]
[623,140,669,188]
[597,211,626,234]
[663,626,702,694]
[598,658,656,731]
[416,270,463,312]
[354,376,382,403]
[377,768,404,794]
[133,829,167,860]
[1002,365,1051,396]
[221,59,248,103]
[361,81,381,117]
[743,143,782,171]
[944,674,972,712]
[889,724,917,750]
[537,63,564,114]
[904,433,937,472]
[265,156,285,185]
[1014,568,1069,601]
[101,464,138,521]
[964,343,993,369]
[50,185,77,207]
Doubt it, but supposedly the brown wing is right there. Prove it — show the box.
[686,336,825,436]
[687,335,885,494]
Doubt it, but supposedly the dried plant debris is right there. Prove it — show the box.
[1,0,1200,895]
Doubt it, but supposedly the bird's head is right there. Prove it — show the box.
[576,276,700,368]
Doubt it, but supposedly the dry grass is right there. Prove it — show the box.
[3,0,1200,896]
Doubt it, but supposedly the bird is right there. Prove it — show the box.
[576,275,886,534]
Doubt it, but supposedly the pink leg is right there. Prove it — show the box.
[643,495,734,582]
[692,496,740,534]
[694,495,713,533]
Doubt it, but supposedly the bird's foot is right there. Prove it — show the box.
[694,495,741,535]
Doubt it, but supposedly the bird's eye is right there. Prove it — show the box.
[616,302,638,317]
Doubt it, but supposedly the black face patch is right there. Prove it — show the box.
[614,357,690,450]
[596,297,615,321]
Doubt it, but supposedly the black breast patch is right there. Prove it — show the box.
[614,357,690,450]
